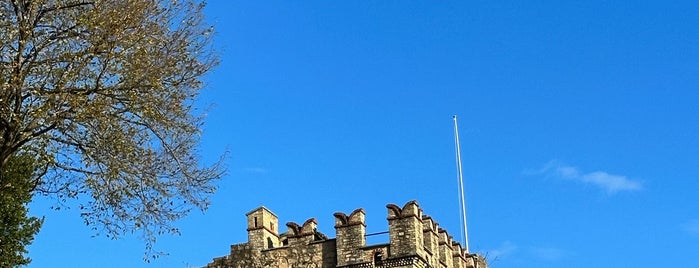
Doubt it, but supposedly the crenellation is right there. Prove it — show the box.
[451,242,465,268]
[286,218,319,245]
[422,215,440,268]
[386,200,422,220]
[334,208,366,226]
[462,255,476,268]
[438,228,455,268]
[334,208,366,266]
[387,200,426,260]
[204,201,487,268]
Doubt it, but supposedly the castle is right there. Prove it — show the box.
[204,200,487,268]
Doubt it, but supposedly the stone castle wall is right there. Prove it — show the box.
[205,201,487,268]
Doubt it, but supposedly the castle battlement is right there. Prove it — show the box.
[205,201,487,268]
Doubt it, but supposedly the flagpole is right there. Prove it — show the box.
[453,115,470,253]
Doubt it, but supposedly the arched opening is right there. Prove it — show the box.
[373,250,383,265]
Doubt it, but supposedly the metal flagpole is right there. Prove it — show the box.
[453,115,470,253]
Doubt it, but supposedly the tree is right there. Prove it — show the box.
[0,0,223,258]
[0,154,43,267]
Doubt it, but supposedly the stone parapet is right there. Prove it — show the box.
[422,215,440,267]
[438,228,454,268]
[204,201,488,268]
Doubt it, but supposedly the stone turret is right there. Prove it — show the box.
[386,200,425,259]
[333,208,366,266]
[246,206,279,250]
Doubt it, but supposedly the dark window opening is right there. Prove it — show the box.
[254,217,258,227]
[374,251,384,264]
[267,237,274,248]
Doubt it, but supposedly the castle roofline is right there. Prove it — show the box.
[208,201,489,268]
[245,206,278,217]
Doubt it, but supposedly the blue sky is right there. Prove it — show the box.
[27,1,699,267]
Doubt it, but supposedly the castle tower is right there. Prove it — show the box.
[246,206,280,250]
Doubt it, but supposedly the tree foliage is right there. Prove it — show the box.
[0,154,43,267]
[0,0,223,257]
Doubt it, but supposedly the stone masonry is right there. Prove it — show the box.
[204,200,487,268]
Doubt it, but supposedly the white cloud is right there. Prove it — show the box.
[486,241,517,261]
[683,219,699,236]
[535,161,642,194]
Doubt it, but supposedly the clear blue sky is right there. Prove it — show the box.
[27,1,699,267]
